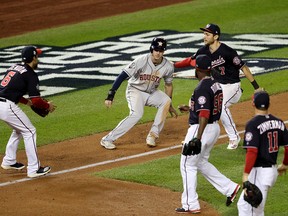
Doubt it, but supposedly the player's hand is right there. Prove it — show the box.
[104,99,113,108]
[48,101,56,113]
[277,163,288,176]
[169,106,178,118]
[254,87,265,93]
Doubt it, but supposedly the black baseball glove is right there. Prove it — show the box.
[182,138,201,156]
[31,106,49,117]
[243,181,263,208]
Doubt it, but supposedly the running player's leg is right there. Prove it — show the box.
[103,86,146,142]
[198,123,239,196]
[220,83,242,149]
[146,90,171,137]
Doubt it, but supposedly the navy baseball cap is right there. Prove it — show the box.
[253,91,270,109]
[195,54,212,72]
[21,46,42,63]
[200,23,221,35]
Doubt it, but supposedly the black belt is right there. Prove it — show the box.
[255,165,273,168]
[0,98,6,102]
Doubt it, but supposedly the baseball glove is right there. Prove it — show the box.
[182,138,201,156]
[31,106,49,117]
[178,104,190,113]
[243,181,263,208]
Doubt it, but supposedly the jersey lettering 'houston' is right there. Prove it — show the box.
[189,77,223,125]
[123,53,174,93]
[194,43,245,84]
[244,114,288,167]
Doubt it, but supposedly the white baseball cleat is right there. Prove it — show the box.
[100,138,116,150]
[227,136,241,150]
[146,133,157,147]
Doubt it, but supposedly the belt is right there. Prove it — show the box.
[0,98,6,102]
[255,165,273,168]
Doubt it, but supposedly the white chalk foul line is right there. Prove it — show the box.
[0,145,181,187]
[1,120,287,187]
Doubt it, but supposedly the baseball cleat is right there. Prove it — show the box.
[175,207,201,214]
[1,162,25,170]
[146,133,157,147]
[227,136,241,150]
[28,166,51,178]
[226,184,241,206]
[100,138,116,150]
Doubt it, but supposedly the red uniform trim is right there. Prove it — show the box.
[31,97,49,109]
[283,146,288,165]
[244,148,258,173]
[199,110,210,119]
[174,57,196,68]
[19,97,28,104]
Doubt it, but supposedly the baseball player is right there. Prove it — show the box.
[101,38,178,150]
[175,54,240,214]
[175,23,262,150]
[237,91,288,216]
[0,46,56,178]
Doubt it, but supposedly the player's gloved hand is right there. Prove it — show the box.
[105,89,116,108]
[277,163,288,176]
[182,138,201,156]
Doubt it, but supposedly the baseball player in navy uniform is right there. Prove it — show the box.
[101,38,178,150]
[175,54,240,214]
[0,46,56,178]
[175,23,262,150]
[237,91,288,216]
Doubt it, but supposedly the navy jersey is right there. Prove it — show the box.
[243,114,288,167]
[189,77,223,125]
[193,43,245,84]
[0,64,40,103]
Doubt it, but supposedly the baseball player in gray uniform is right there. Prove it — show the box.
[101,38,178,150]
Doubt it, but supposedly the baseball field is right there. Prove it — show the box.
[0,0,288,215]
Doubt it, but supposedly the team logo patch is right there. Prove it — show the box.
[233,56,241,66]
[198,96,206,105]
[245,132,253,142]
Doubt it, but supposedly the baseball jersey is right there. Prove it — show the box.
[243,114,288,167]
[0,63,40,103]
[189,77,223,125]
[123,53,174,93]
[193,43,245,84]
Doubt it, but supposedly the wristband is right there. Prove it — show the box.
[251,80,259,90]
[106,89,116,101]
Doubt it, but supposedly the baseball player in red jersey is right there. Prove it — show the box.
[175,54,240,214]
[0,46,56,178]
[175,23,262,150]
[101,38,178,150]
[237,91,288,216]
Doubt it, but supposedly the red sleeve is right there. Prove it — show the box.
[199,110,210,119]
[174,57,196,68]
[30,97,49,109]
[283,146,288,165]
[19,97,28,104]
[244,148,258,173]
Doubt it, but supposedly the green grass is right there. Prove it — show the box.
[0,0,288,215]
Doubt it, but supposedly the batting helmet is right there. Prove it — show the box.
[195,54,212,72]
[150,38,167,53]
